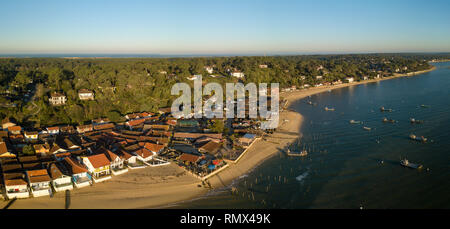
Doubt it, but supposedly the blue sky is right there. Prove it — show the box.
[0,0,449,55]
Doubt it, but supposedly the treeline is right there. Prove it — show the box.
[0,53,447,127]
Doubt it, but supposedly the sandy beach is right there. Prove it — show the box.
[1,66,436,209]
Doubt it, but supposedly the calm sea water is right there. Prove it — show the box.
[169,62,450,209]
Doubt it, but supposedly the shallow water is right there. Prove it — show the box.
[170,62,450,209]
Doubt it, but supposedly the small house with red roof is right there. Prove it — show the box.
[26,169,52,197]
[46,126,60,135]
[3,173,30,199]
[97,147,128,175]
[8,125,22,135]
[63,157,92,188]
[82,153,112,183]
[48,162,73,192]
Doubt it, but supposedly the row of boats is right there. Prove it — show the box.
[306,101,428,169]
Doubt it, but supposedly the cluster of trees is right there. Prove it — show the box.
[0,53,446,127]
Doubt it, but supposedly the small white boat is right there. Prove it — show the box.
[363,126,371,131]
[380,106,393,112]
[410,118,423,124]
[324,107,335,111]
[349,120,362,124]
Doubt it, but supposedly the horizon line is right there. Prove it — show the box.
[1,51,450,59]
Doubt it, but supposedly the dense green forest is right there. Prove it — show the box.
[0,53,448,127]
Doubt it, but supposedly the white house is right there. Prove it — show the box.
[24,131,39,141]
[46,126,60,135]
[3,173,30,199]
[134,148,154,162]
[63,157,92,188]
[99,147,128,175]
[205,66,214,74]
[82,154,112,183]
[26,169,53,197]
[187,74,202,81]
[345,77,355,83]
[120,149,146,169]
[49,92,67,106]
[78,89,94,100]
[48,163,73,192]
[230,72,245,78]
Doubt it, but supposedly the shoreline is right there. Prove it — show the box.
[2,66,436,209]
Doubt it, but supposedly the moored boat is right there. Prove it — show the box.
[349,120,362,124]
[409,133,427,142]
[363,126,371,131]
[380,106,393,112]
[287,149,308,157]
[400,159,423,169]
[382,117,396,123]
[324,107,335,111]
[410,118,424,124]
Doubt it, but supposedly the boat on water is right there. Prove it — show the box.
[324,107,335,111]
[409,134,427,142]
[382,117,396,123]
[287,149,308,157]
[410,118,424,124]
[306,101,317,106]
[420,104,430,108]
[401,159,423,169]
[349,120,362,124]
[363,126,372,131]
[380,106,393,112]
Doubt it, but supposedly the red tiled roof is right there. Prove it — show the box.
[5,179,28,186]
[126,119,146,126]
[48,163,64,179]
[166,120,177,126]
[26,169,51,183]
[26,169,48,177]
[64,157,88,174]
[8,126,22,132]
[85,153,110,168]
[139,142,165,153]
[94,123,115,130]
[173,132,222,140]
[135,148,153,159]
[47,126,60,131]
[199,141,222,154]
[178,153,201,163]
[96,147,119,161]
[0,141,8,154]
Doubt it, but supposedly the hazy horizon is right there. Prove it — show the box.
[1,0,449,54]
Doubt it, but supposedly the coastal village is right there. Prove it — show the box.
[0,60,436,201]
[0,99,270,200]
